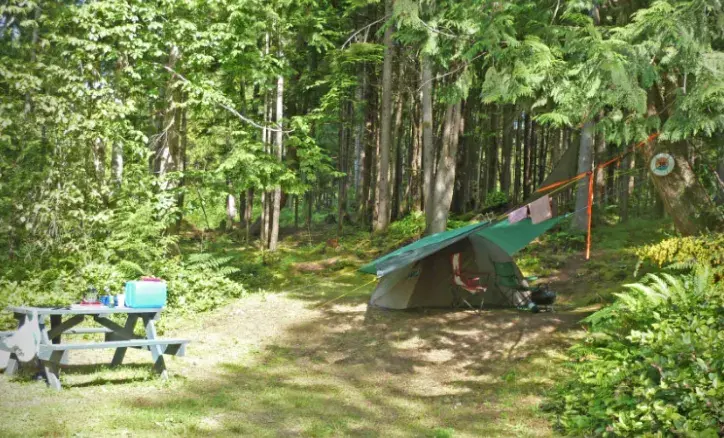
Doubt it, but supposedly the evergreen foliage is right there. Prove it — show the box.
[547,268,724,436]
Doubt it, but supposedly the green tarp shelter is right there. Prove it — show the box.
[361,215,566,309]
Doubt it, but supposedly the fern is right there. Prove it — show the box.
[550,268,724,436]
[117,260,146,278]
[185,253,239,277]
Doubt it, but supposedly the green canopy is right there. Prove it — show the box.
[359,215,567,276]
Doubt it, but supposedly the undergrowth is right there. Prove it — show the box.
[545,268,724,436]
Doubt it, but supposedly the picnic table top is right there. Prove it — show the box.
[7,306,164,316]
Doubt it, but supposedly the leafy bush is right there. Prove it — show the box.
[484,191,508,209]
[0,187,246,328]
[637,233,724,271]
[546,268,724,436]
[158,254,246,314]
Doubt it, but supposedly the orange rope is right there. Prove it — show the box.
[595,132,661,171]
[585,132,659,261]
[528,132,660,262]
[535,171,589,193]
[585,171,595,260]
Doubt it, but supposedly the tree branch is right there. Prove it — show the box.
[163,65,291,133]
[341,15,390,49]
[416,52,487,92]
[418,20,458,39]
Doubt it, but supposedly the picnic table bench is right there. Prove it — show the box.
[3,306,189,390]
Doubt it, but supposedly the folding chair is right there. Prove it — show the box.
[450,253,489,312]
[493,262,552,311]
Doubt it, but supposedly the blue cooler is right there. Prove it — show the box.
[125,280,167,308]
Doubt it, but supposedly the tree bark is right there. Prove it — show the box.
[642,138,720,234]
[573,121,595,231]
[338,101,350,235]
[374,0,394,232]
[538,125,549,185]
[523,112,533,199]
[226,192,236,230]
[594,128,607,203]
[486,105,499,196]
[421,55,435,222]
[409,97,422,212]
[269,70,284,250]
[500,106,513,197]
[154,46,181,188]
[619,156,632,223]
[513,112,522,204]
[354,67,367,200]
[427,101,463,234]
[391,62,405,220]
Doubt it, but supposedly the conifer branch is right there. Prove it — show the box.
[163,66,291,133]
[341,15,391,49]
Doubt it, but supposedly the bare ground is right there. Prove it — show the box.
[0,287,588,437]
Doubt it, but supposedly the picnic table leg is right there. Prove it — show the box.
[4,313,25,377]
[41,351,64,391]
[111,314,138,367]
[49,315,70,365]
[142,314,168,380]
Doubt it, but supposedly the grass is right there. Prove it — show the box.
[0,214,675,437]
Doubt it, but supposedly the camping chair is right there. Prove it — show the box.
[493,262,552,311]
[450,253,489,312]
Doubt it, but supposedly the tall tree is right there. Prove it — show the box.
[573,121,595,231]
[428,101,463,233]
[374,0,394,232]
[269,68,284,251]
[421,55,435,222]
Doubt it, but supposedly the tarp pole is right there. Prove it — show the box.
[585,171,594,261]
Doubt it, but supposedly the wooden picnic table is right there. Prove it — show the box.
[4,306,188,390]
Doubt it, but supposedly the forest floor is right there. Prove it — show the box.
[0,216,672,437]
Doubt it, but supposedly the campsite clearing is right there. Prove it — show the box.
[0,291,590,437]
[0,219,670,436]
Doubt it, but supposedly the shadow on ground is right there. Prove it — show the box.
[126,297,590,437]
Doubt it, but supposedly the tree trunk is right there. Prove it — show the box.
[392,63,405,220]
[642,138,720,234]
[354,67,367,201]
[486,105,499,196]
[619,156,632,223]
[338,102,350,235]
[538,125,549,185]
[358,66,374,225]
[110,141,123,187]
[269,70,284,250]
[374,0,394,232]
[594,128,607,203]
[573,121,595,231]
[421,55,435,221]
[513,113,522,204]
[500,106,513,197]
[306,190,313,229]
[245,189,253,241]
[428,101,463,234]
[523,112,533,199]
[409,97,422,212]
[226,192,236,231]
[154,46,181,188]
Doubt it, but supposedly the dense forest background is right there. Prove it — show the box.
[3,0,724,264]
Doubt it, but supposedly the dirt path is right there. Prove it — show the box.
[1,290,587,437]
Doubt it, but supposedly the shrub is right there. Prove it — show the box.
[484,191,508,209]
[546,268,724,436]
[158,254,246,315]
[636,233,724,271]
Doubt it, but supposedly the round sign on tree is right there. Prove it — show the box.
[650,153,675,177]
